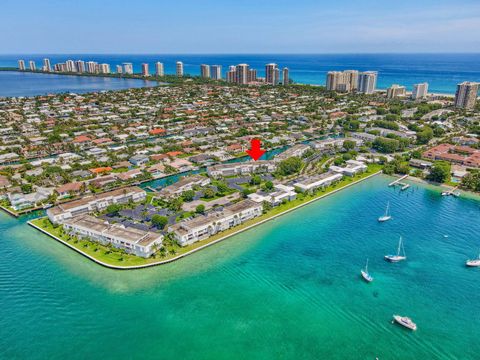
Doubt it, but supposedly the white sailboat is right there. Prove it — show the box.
[385,236,407,262]
[360,258,373,282]
[466,252,480,267]
[378,202,392,222]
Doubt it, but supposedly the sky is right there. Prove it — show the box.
[2,0,480,54]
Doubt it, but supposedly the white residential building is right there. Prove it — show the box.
[200,64,211,78]
[412,83,429,99]
[62,215,163,258]
[329,160,367,177]
[158,175,210,199]
[176,61,184,77]
[211,65,222,80]
[358,71,378,94]
[123,63,134,75]
[207,161,277,178]
[293,172,343,193]
[155,62,164,76]
[47,186,146,223]
[248,184,296,206]
[170,200,262,246]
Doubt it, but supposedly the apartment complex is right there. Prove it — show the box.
[412,83,429,99]
[47,186,146,223]
[63,214,163,258]
[200,64,210,78]
[169,199,262,246]
[157,175,210,199]
[155,62,164,76]
[207,161,277,178]
[454,82,479,109]
[265,63,280,85]
[386,84,406,99]
[422,144,480,168]
[176,61,184,77]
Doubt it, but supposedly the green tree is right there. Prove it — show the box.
[373,137,399,153]
[277,157,304,176]
[21,183,33,193]
[182,190,195,202]
[203,188,215,198]
[343,140,356,151]
[250,175,262,185]
[169,197,184,212]
[416,127,434,145]
[106,204,121,215]
[263,180,274,191]
[195,204,205,214]
[151,215,168,229]
[427,161,451,183]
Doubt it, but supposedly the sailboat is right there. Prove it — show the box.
[385,236,407,262]
[466,252,480,267]
[378,202,392,222]
[360,258,373,282]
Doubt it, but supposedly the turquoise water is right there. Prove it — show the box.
[1,175,480,359]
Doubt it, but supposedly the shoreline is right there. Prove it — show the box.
[393,173,480,201]
[28,169,383,270]
[0,69,459,96]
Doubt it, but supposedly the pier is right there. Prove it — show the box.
[442,186,460,197]
[388,175,410,191]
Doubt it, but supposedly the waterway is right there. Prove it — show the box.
[1,175,479,359]
[0,71,158,97]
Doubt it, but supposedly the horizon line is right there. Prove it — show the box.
[3,52,480,56]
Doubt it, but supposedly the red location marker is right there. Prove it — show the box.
[246,138,265,161]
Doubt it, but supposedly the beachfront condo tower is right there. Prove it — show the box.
[236,64,249,84]
[265,63,280,85]
[155,62,164,76]
[123,63,134,75]
[455,82,479,109]
[358,71,378,94]
[176,61,184,77]
[43,58,52,72]
[29,60,36,71]
[18,60,26,71]
[211,65,222,80]
[283,67,290,85]
[76,60,85,73]
[200,64,211,78]
[386,84,407,99]
[326,70,358,92]
[141,63,149,76]
[412,83,429,99]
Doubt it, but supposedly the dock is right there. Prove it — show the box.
[389,175,410,191]
[442,186,460,197]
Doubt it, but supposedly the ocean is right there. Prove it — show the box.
[1,53,480,96]
[1,175,479,359]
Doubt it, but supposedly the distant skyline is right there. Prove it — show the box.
[2,0,480,54]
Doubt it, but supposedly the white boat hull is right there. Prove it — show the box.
[385,255,406,263]
[393,315,417,331]
[466,260,480,267]
[361,270,373,282]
